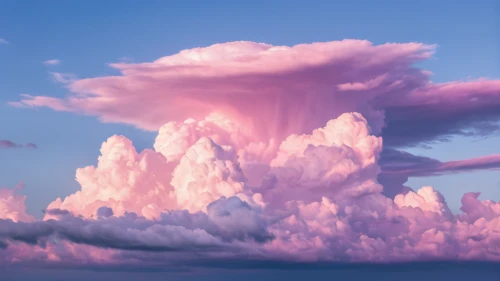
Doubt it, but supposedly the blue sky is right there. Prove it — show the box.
[0,0,499,218]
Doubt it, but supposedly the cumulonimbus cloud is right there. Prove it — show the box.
[2,40,500,269]
[1,112,500,268]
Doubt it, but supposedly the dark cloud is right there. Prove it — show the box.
[0,196,273,253]
[0,140,37,149]
[378,148,500,197]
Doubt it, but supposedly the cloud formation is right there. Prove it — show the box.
[10,40,500,148]
[377,149,500,198]
[2,112,500,268]
[2,40,500,269]
[380,149,500,177]
[43,59,61,66]
[0,140,37,149]
[0,182,34,222]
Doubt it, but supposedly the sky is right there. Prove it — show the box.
[0,0,500,280]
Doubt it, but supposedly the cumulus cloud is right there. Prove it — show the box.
[0,140,37,149]
[45,135,178,220]
[10,40,500,148]
[3,40,500,269]
[0,182,34,222]
[2,112,500,268]
[43,59,61,66]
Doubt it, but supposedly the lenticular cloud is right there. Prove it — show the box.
[3,40,500,269]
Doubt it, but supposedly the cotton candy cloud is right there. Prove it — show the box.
[10,40,500,148]
[45,135,178,220]
[3,40,500,269]
[0,182,34,222]
[2,112,500,268]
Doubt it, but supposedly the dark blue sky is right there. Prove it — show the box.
[3,262,500,281]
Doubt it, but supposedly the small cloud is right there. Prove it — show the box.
[50,72,77,84]
[25,143,38,149]
[0,140,21,148]
[0,38,8,44]
[0,140,38,149]
[118,57,133,62]
[43,59,61,66]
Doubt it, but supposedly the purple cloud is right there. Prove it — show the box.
[0,140,37,149]
[378,148,500,197]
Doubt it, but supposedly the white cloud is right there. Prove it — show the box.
[43,59,61,66]
[50,72,76,84]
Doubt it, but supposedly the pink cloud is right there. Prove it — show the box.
[1,112,500,268]
[0,182,34,222]
[3,40,500,269]
[10,40,500,148]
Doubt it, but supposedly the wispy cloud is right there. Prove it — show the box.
[118,56,133,62]
[50,72,77,84]
[0,38,9,44]
[0,140,37,149]
[43,59,61,66]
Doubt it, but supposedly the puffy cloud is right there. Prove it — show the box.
[10,40,500,148]
[3,112,500,268]
[171,137,247,213]
[154,113,251,163]
[0,140,37,149]
[0,182,34,222]
[259,113,383,206]
[3,40,500,269]
[45,135,178,220]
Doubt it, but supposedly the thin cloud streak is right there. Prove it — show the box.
[43,59,61,66]
[0,140,37,149]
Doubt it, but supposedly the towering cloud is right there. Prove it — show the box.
[3,40,500,269]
